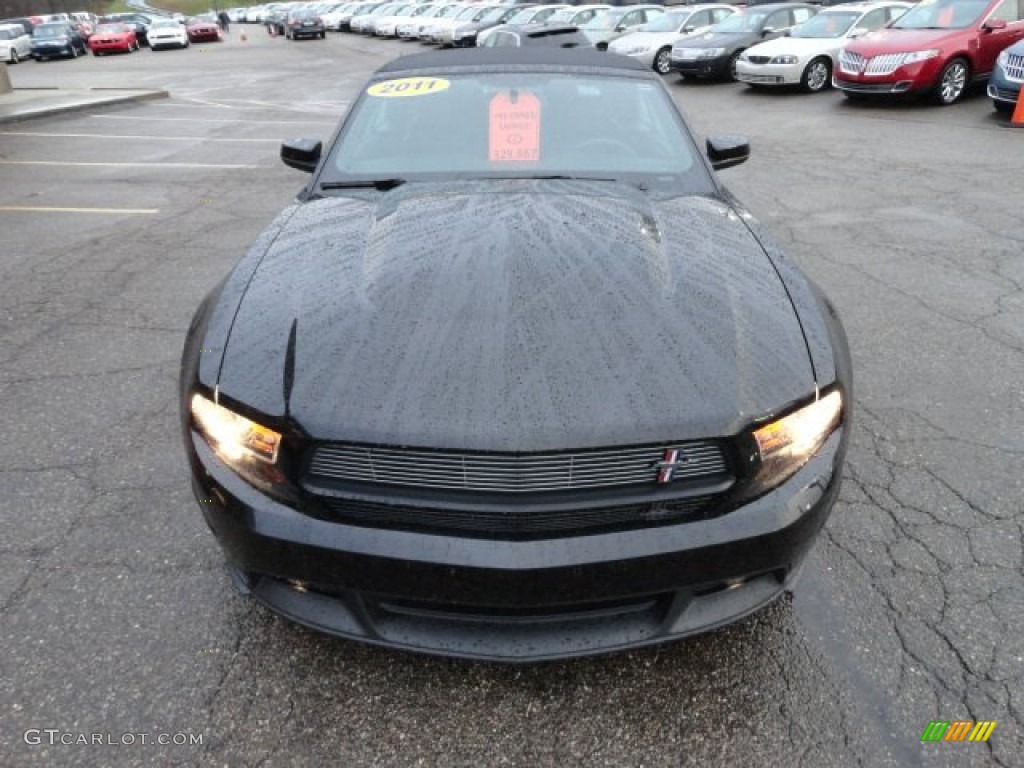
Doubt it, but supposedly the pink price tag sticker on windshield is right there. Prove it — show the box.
[488,90,541,164]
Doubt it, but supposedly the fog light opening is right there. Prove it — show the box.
[287,579,309,593]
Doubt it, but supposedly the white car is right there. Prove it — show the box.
[372,3,419,36]
[608,5,737,74]
[147,17,190,49]
[436,4,502,45]
[736,1,910,92]
[351,3,401,33]
[397,3,446,38]
[319,2,354,29]
[0,23,32,63]
[475,4,568,46]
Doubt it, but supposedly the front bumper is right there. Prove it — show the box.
[189,428,845,661]
[89,40,131,52]
[31,44,74,58]
[988,68,1021,107]
[736,61,802,86]
[833,59,939,96]
[669,52,731,79]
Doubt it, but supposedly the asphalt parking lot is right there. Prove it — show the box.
[1,27,1022,768]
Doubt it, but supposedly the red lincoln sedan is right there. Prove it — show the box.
[834,0,1024,104]
[87,23,138,55]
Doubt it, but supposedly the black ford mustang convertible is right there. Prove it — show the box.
[181,49,852,661]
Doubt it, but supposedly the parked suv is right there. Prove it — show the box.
[834,0,1024,105]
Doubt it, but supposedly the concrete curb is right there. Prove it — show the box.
[0,89,170,125]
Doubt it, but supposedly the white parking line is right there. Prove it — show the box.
[0,206,159,214]
[0,131,279,142]
[0,160,266,169]
[90,114,335,126]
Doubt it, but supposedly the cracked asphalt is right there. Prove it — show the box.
[1,28,1021,768]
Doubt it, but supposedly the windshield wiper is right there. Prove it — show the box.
[481,174,649,190]
[319,178,407,191]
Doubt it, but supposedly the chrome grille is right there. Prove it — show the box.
[308,441,728,493]
[865,53,906,76]
[838,50,864,75]
[315,495,719,538]
[1006,53,1024,82]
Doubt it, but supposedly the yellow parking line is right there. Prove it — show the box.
[0,206,159,214]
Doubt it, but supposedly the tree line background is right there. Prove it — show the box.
[2,0,113,19]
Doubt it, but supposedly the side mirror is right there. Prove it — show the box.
[706,134,749,171]
[982,18,1007,31]
[683,25,695,33]
[281,138,322,173]
[761,26,774,36]
[615,23,626,31]
[848,27,867,38]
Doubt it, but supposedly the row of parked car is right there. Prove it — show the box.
[0,12,226,62]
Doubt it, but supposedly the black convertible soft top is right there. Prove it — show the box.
[374,47,652,76]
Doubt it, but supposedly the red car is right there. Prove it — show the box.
[186,17,222,43]
[835,0,1024,104]
[87,23,138,55]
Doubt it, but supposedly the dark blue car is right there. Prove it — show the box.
[988,40,1024,115]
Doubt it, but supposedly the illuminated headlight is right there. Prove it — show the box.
[743,390,843,499]
[902,49,939,64]
[191,393,288,491]
[698,47,725,58]
[770,54,798,64]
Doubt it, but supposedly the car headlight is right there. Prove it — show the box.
[191,392,290,492]
[996,49,1009,68]
[698,47,725,58]
[770,54,798,64]
[902,49,939,64]
[742,390,843,499]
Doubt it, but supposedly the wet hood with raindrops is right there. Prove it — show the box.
[201,179,823,452]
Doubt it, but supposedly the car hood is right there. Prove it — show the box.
[216,181,815,451]
[848,26,968,53]
[744,36,839,57]
[675,31,750,49]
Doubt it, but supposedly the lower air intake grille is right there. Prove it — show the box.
[314,495,719,539]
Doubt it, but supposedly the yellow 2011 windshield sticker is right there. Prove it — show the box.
[367,77,451,98]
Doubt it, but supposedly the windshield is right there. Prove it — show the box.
[547,9,575,22]
[437,5,462,18]
[0,29,14,40]
[456,6,479,20]
[412,5,436,16]
[583,10,626,30]
[151,19,178,27]
[790,11,859,37]
[34,24,67,38]
[508,8,541,24]
[639,11,689,33]
[710,10,767,34]
[323,73,711,197]
[480,7,507,22]
[892,0,989,29]
[95,23,128,33]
